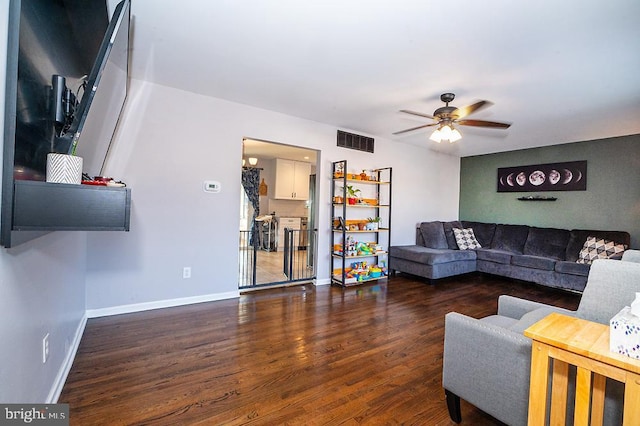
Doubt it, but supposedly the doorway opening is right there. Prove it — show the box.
[239,138,319,290]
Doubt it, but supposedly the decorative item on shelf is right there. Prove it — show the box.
[46,153,83,184]
[334,162,344,178]
[351,261,367,271]
[357,271,369,281]
[346,235,357,256]
[360,170,368,181]
[366,217,381,230]
[346,185,361,204]
[517,196,558,201]
[356,242,374,255]
[81,175,127,187]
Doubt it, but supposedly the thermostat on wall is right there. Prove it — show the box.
[203,180,221,193]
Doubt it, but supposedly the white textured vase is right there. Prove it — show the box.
[46,153,83,184]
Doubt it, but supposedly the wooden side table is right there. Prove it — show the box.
[524,312,640,426]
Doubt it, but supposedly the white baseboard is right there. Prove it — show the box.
[314,278,331,286]
[48,313,88,403]
[85,291,240,318]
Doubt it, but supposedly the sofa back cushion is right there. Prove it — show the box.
[523,227,571,260]
[490,224,530,254]
[443,221,463,249]
[461,221,497,248]
[417,221,448,249]
[566,229,631,262]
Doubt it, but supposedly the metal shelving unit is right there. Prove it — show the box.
[330,160,392,287]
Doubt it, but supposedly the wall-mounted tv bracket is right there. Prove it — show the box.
[51,74,77,137]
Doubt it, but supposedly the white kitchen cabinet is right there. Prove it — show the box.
[274,159,311,200]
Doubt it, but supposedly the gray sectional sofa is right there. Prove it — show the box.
[388,220,631,292]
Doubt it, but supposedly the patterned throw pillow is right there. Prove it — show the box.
[576,236,628,264]
[453,228,482,250]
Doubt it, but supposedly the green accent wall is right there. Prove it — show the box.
[460,134,640,248]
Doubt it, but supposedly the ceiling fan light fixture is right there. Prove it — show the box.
[450,127,462,142]
[439,124,453,141]
[430,123,462,143]
[395,92,510,141]
[429,128,443,143]
[248,157,258,166]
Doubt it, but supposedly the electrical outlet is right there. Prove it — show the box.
[42,333,50,364]
[183,267,191,279]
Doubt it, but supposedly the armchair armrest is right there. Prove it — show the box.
[497,295,574,319]
[442,312,533,426]
[622,249,640,263]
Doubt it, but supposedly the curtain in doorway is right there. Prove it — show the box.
[241,167,261,245]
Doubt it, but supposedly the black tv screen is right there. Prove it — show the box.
[11,0,110,181]
[57,0,130,178]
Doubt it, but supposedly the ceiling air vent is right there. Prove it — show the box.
[337,130,374,153]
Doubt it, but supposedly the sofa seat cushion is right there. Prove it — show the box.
[508,308,574,334]
[555,260,591,277]
[480,315,519,329]
[481,308,575,336]
[389,245,476,265]
[511,254,556,271]
[476,248,512,264]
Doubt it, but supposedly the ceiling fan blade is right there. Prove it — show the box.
[457,119,511,128]
[399,109,435,119]
[392,123,438,135]
[454,100,492,119]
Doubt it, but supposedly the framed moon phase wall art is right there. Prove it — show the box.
[497,161,587,192]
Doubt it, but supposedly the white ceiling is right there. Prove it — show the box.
[111,0,640,157]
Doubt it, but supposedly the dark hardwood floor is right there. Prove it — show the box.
[59,273,580,425]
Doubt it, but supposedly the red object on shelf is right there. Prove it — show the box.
[81,181,108,186]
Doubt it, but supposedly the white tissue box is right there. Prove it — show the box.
[610,306,640,360]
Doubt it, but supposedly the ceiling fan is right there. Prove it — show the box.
[393,93,511,143]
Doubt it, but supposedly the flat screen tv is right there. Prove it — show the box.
[56,0,131,178]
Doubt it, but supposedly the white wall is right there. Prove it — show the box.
[0,3,87,403]
[85,79,460,312]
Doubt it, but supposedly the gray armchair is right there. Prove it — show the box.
[442,250,640,425]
